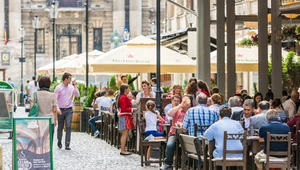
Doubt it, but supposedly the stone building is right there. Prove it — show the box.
[0,0,166,88]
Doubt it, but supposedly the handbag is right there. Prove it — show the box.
[28,92,39,117]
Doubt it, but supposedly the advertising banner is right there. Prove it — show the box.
[0,81,13,131]
[13,117,53,170]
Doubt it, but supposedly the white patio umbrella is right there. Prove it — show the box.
[88,35,196,74]
[210,45,289,72]
[36,54,78,75]
[57,50,105,75]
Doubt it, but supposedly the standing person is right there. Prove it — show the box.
[116,84,137,155]
[7,77,14,87]
[117,73,140,88]
[30,76,58,144]
[54,73,80,150]
[28,76,39,101]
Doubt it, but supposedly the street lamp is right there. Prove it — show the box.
[155,0,162,114]
[186,11,195,28]
[49,1,59,82]
[85,0,89,95]
[19,25,25,106]
[123,29,130,42]
[150,20,156,34]
[32,15,40,77]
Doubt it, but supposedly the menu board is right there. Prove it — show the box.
[13,118,53,170]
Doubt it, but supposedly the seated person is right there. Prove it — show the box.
[163,94,181,123]
[287,109,300,142]
[144,100,166,164]
[249,101,270,135]
[254,109,290,170]
[182,93,219,137]
[231,99,255,130]
[160,96,191,170]
[88,91,112,137]
[204,107,244,159]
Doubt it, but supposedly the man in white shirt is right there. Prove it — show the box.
[89,91,112,137]
[283,90,299,118]
[28,76,39,101]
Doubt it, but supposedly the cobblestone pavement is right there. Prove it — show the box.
[1,107,160,170]
[1,131,160,170]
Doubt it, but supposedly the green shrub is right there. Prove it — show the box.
[83,85,97,108]
[109,75,118,91]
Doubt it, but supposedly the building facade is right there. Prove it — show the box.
[0,0,165,88]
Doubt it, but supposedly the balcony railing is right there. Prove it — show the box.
[47,0,91,8]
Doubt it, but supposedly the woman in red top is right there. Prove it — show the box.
[197,80,210,97]
[117,84,137,155]
[287,110,300,142]
[166,84,183,99]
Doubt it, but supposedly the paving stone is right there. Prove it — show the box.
[0,131,160,170]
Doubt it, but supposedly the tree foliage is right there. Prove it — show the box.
[282,51,300,90]
[268,51,300,91]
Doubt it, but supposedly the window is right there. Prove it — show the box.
[125,0,130,30]
[37,29,45,53]
[93,28,102,51]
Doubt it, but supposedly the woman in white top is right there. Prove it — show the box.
[144,100,165,163]
[136,80,156,104]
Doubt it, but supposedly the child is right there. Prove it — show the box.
[144,100,166,165]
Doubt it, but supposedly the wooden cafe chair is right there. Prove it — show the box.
[178,134,203,170]
[137,118,167,167]
[262,132,291,170]
[212,131,247,170]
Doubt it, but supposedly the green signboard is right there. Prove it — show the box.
[0,81,13,90]
[13,117,53,170]
[0,81,14,131]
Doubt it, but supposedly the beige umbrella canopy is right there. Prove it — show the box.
[56,50,104,75]
[210,45,289,72]
[37,50,104,75]
[37,54,78,75]
[89,35,196,74]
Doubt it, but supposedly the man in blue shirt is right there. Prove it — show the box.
[254,109,290,170]
[182,93,219,137]
[204,106,244,159]
[163,95,181,123]
[249,101,270,135]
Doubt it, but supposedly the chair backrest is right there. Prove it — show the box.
[194,124,210,137]
[265,132,291,169]
[137,118,146,138]
[223,131,247,161]
[179,134,198,155]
